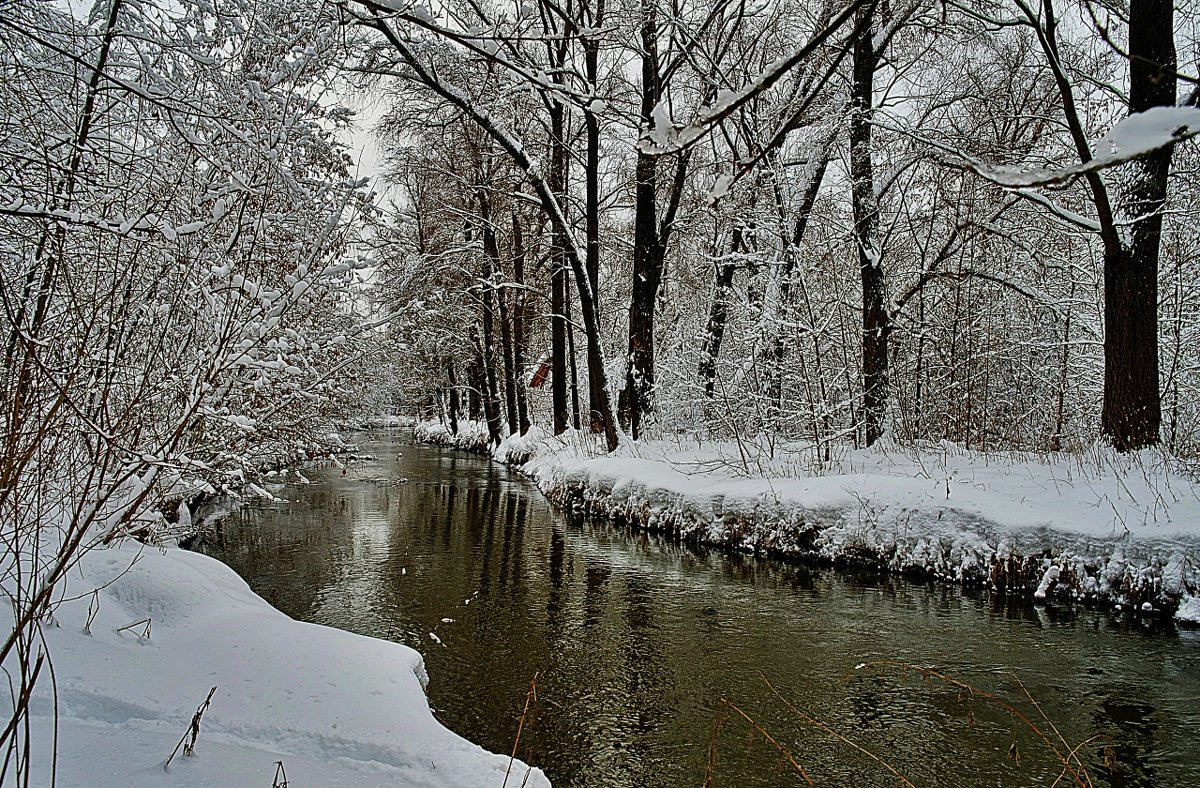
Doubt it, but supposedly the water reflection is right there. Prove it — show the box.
[194,436,1200,788]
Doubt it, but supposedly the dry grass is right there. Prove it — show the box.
[164,686,217,771]
[703,663,1112,787]
[703,697,816,787]
[502,673,539,788]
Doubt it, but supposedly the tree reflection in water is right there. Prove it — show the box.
[194,437,1200,788]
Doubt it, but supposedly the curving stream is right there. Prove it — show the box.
[193,434,1200,787]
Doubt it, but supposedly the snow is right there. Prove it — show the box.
[1096,106,1200,161]
[364,414,416,429]
[1176,593,1200,625]
[645,101,674,149]
[708,174,735,205]
[23,542,549,787]
[982,106,1200,188]
[418,421,1200,612]
[1033,563,1061,600]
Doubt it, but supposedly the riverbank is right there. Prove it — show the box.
[25,540,548,787]
[414,420,1200,621]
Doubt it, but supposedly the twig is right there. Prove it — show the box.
[761,675,917,788]
[1014,673,1100,788]
[83,592,99,636]
[702,698,731,788]
[116,618,151,639]
[502,673,538,788]
[854,662,1093,788]
[164,686,217,770]
[717,698,816,786]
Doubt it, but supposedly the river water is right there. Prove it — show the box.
[193,434,1200,787]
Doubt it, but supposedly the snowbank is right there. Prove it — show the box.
[363,413,418,429]
[417,421,1200,616]
[25,542,549,787]
[415,419,492,453]
[1175,593,1200,625]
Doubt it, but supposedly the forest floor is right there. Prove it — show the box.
[24,540,548,787]
[416,420,1200,621]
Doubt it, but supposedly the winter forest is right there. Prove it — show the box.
[3,0,1200,785]
[374,0,1197,459]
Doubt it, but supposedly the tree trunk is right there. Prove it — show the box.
[482,209,519,436]
[566,284,582,430]
[497,289,519,435]
[551,258,569,435]
[466,360,482,422]
[583,0,606,433]
[475,324,503,445]
[475,194,505,446]
[698,229,742,398]
[767,146,832,411]
[914,287,926,440]
[446,358,460,435]
[511,212,531,435]
[1102,0,1174,450]
[851,6,888,447]
[548,94,571,435]
[620,1,664,440]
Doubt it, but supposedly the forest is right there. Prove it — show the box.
[1,0,1198,784]
[369,0,1199,464]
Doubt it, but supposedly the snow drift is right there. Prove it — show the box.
[22,541,548,787]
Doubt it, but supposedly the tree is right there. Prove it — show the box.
[849,1,888,446]
[351,0,623,449]
[1103,0,1176,448]
[0,1,371,776]
[353,0,1200,464]
[1003,0,1179,449]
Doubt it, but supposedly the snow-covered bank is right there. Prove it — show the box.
[25,542,549,787]
[416,420,1200,622]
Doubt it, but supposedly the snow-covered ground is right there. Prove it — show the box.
[416,420,1200,622]
[24,542,548,787]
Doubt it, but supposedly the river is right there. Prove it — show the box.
[192,434,1200,787]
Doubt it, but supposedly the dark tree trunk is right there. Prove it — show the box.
[551,258,569,435]
[698,228,743,398]
[511,212,531,435]
[767,148,831,409]
[583,0,606,434]
[466,360,482,422]
[1102,0,1174,450]
[915,287,927,440]
[566,290,582,430]
[851,6,888,447]
[497,289,519,435]
[475,323,503,445]
[557,281,621,447]
[446,358,460,435]
[620,2,664,440]
[481,203,519,436]
[548,91,571,435]
[475,195,505,446]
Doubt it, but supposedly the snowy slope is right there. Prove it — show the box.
[23,542,548,787]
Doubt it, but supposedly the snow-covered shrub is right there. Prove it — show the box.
[0,0,375,776]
